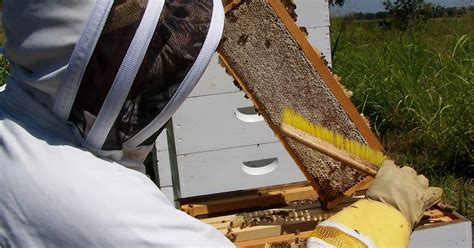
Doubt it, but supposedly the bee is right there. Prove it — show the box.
[265,39,271,48]
[237,34,249,46]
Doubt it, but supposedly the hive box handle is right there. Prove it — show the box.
[242,158,278,175]
[235,107,264,123]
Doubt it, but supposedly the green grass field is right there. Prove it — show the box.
[330,14,473,219]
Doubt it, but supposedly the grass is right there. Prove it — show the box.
[330,14,473,219]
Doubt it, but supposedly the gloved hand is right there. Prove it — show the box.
[366,160,443,228]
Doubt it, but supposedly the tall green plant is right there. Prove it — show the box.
[330,15,473,216]
[331,15,473,176]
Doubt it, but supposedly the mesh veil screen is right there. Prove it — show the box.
[70,0,213,150]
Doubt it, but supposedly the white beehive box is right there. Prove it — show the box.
[156,0,333,200]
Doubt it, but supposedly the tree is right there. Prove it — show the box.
[383,0,436,30]
[329,0,346,7]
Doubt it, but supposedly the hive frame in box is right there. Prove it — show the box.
[218,0,383,208]
[177,183,471,247]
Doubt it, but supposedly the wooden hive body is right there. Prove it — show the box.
[178,183,468,247]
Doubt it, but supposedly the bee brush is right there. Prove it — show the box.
[280,108,384,177]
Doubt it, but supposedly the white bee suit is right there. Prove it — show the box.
[0,0,233,247]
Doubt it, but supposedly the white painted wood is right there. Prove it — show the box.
[410,220,472,247]
[156,149,173,187]
[307,26,332,66]
[177,142,306,197]
[293,0,330,28]
[166,0,331,198]
[172,91,278,155]
[189,54,240,97]
[155,130,174,187]
[155,129,168,151]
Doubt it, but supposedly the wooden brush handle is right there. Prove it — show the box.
[281,123,378,177]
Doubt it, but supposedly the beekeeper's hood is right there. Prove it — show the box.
[2,0,224,169]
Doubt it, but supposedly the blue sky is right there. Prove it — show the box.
[331,0,474,16]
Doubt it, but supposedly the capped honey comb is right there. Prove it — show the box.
[218,0,383,208]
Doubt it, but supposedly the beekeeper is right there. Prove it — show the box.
[1,0,234,246]
[0,0,441,247]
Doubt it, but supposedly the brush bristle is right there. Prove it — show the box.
[282,108,385,166]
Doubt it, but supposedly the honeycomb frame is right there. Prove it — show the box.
[218,0,384,208]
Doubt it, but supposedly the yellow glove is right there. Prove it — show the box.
[307,160,443,248]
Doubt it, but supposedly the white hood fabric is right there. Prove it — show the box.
[2,0,151,170]
[0,0,233,247]
[3,0,224,169]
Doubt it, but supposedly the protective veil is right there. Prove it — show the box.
[0,0,233,247]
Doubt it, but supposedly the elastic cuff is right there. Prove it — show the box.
[321,199,411,247]
[308,221,375,248]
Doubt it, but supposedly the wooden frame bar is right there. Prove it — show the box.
[180,184,317,217]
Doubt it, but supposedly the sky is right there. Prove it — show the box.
[330,0,474,16]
